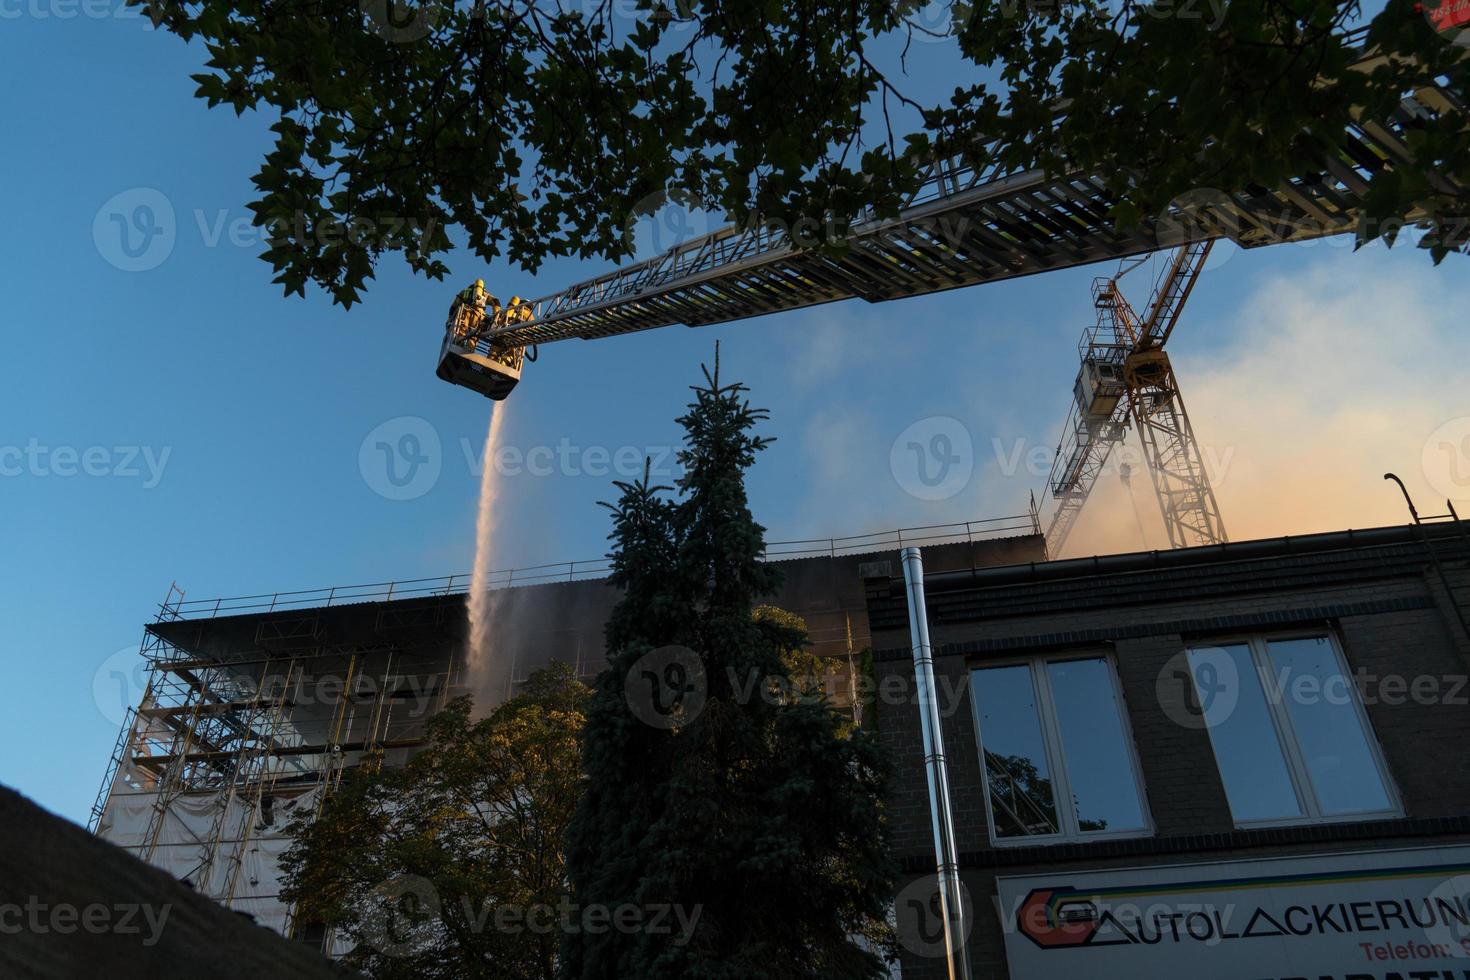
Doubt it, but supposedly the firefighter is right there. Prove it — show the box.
[508,295,532,324]
[461,278,492,310]
[451,279,496,346]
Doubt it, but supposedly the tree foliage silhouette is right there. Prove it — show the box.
[562,351,896,978]
[137,0,1466,305]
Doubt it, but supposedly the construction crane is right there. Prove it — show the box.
[1042,242,1227,557]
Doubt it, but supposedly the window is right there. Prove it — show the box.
[970,655,1151,845]
[1186,633,1401,826]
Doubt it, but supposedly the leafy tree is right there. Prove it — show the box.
[562,353,896,979]
[279,663,590,980]
[136,0,1465,306]
[751,604,828,700]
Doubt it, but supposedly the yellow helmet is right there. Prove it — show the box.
[510,295,521,306]
[475,279,485,289]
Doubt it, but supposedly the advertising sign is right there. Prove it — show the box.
[1427,0,1470,34]
[997,845,1470,980]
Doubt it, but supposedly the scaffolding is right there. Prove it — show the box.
[87,514,1042,944]
[89,585,461,940]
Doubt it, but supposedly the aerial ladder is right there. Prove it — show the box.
[434,33,1460,401]
[1042,241,1227,556]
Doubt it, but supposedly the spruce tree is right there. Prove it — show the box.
[563,352,895,979]
[560,462,683,976]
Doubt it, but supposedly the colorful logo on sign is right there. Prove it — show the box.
[1015,863,1470,952]
[1015,888,1104,948]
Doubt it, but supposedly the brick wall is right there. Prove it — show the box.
[871,526,1470,978]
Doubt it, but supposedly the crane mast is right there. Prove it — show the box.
[1126,349,1227,550]
[1043,240,1227,557]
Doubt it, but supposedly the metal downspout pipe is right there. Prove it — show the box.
[901,547,973,980]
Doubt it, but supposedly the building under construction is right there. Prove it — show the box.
[88,515,1044,949]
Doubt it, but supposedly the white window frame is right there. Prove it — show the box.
[1187,631,1403,829]
[969,652,1154,847]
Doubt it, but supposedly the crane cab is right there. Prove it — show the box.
[1073,357,1124,420]
[436,307,525,400]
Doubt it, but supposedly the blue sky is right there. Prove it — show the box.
[3,7,1467,827]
